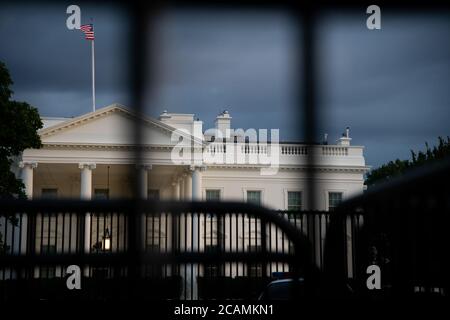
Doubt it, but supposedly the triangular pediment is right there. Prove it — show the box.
[39,104,199,147]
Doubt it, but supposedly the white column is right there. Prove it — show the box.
[137,165,151,252]
[172,180,180,200]
[189,165,206,299]
[179,176,185,200]
[19,161,38,199]
[191,165,206,201]
[184,172,192,200]
[79,163,96,254]
[79,163,96,200]
[137,164,151,199]
[19,161,37,255]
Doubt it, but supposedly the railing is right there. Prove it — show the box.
[205,143,351,157]
[0,200,325,301]
[3,160,447,301]
[202,143,363,167]
[276,211,364,279]
[321,146,348,156]
[328,159,450,297]
[2,159,447,300]
[281,145,308,155]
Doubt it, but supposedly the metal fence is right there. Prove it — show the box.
[2,200,347,300]
[329,160,450,297]
[0,199,368,300]
[2,158,449,300]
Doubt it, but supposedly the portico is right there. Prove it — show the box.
[21,162,205,201]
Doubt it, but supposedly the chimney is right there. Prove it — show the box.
[323,133,328,145]
[159,110,170,121]
[215,110,231,138]
[337,126,352,146]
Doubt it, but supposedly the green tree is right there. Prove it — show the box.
[366,136,450,186]
[0,61,43,251]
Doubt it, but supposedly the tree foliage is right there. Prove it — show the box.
[0,61,43,251]
[366,136,450,186]
[0,61,43,198]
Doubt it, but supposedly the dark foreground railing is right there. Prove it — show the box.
[1,200,331,301]
[325,159,450,298]
[2,157,448,301]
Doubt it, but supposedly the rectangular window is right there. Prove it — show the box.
[246,190,261,205]
[287,191,302,211]
[148,189,160,200]
[206,189,221,201]
[94,188,109,200]
[206,190,221,219]
[328,192,343,211]
[145,215,161,247]
[41,188,57,199]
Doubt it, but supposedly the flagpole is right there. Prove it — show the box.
[91,39,96,112]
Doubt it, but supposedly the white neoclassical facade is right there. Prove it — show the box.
[6,103,369,299]
[15,103,369,210]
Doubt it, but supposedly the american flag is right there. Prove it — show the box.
[80,24,95,40]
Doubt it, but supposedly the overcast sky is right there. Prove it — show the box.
[1,4,449,168]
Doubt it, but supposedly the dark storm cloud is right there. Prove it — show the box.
[317,12,450,166]
[146,9,449,167]
[145,10,299,137]
[1,5,449,168]
[0,4,129,116]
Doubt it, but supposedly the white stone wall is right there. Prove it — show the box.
[202,167,364,210]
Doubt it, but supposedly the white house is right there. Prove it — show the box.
[7,103,369,299]
[16,103,369,210]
